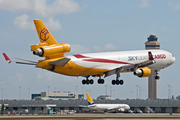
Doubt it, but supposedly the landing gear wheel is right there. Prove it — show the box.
[86,80,89,85]
[82,79,86,85]
[116,80,119,85]
[98,79,101,84]
[112,80,116,85]
[119,80,124,85]
[101,79,104,84]
[98,79,104,84]
[155,76,160,80]
[90,79,94,84]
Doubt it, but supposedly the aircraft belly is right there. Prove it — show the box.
[53,60,109,77]
[149,59,169,70]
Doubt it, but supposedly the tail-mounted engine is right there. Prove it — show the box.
[133,67,151,77]
[31,43,70,58]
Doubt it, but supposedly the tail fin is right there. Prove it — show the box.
[33,20,58,45]
[86,93,95,105]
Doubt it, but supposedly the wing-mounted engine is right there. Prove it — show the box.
[31,43,70,59]
[118,108,125,112]
[133,67,151,77]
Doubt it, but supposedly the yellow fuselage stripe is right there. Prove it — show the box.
[53,60,108,77]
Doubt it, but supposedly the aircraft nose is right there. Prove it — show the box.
[171,56,175,64]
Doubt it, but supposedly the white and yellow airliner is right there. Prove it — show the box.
[84,93,130,112]
[3,20,175,85]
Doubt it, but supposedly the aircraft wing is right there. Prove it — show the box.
[48,58,70,66]
[104,51,155,78]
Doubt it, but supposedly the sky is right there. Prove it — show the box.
[0,0,180,100]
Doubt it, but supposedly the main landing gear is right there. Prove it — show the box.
[111,68,124,85]
[82,69,124,85]
[111,79,124,85]
[97,77,104,84]
[155,70,160,80]
[82,76,104,85]
[82,78,94,85]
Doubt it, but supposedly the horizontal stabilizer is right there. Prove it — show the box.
[2,53,38,65]
[16,62,37,65]
[49,58,70,66]
[14,58,37,63]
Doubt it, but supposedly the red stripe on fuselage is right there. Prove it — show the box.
[73,54,132,65]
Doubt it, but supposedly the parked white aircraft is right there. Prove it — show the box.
[84,93,130,112]
[3,20,175,85]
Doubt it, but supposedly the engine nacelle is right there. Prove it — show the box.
[133,67,151,77]
[33,43,70,57]
[118,108,125,112]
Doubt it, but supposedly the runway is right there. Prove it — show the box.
[0,113,180,120]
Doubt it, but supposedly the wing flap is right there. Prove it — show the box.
[48,58,70,66]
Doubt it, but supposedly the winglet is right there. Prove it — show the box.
[148,51,154,60]
[2,53,11,63]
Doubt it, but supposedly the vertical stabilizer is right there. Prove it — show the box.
[33,20,58,45]
[86,93,95,105]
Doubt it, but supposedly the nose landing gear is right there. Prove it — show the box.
[155,70,160,80]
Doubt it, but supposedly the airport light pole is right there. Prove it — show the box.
[82,87,84,94]
[105,85,107,96]
[2,88,3,100]
[139,86,141,99]
[55,87,56,99]
[170,85,171,99]
[19,86,21,100]
[168,85,171,99]
[136,85,139,99]
[28,88,30,100]
[76,86,78,93]
[47,86,49,100]
[113,90,115,98]
[110,87,112,97]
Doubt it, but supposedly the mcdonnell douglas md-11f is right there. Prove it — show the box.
[3,20,175,85]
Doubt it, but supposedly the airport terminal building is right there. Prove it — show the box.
[1,92,180,114]
[31,91,84,100]
[1,99,180,114]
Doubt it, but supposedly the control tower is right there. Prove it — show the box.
[145,34,160,99]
